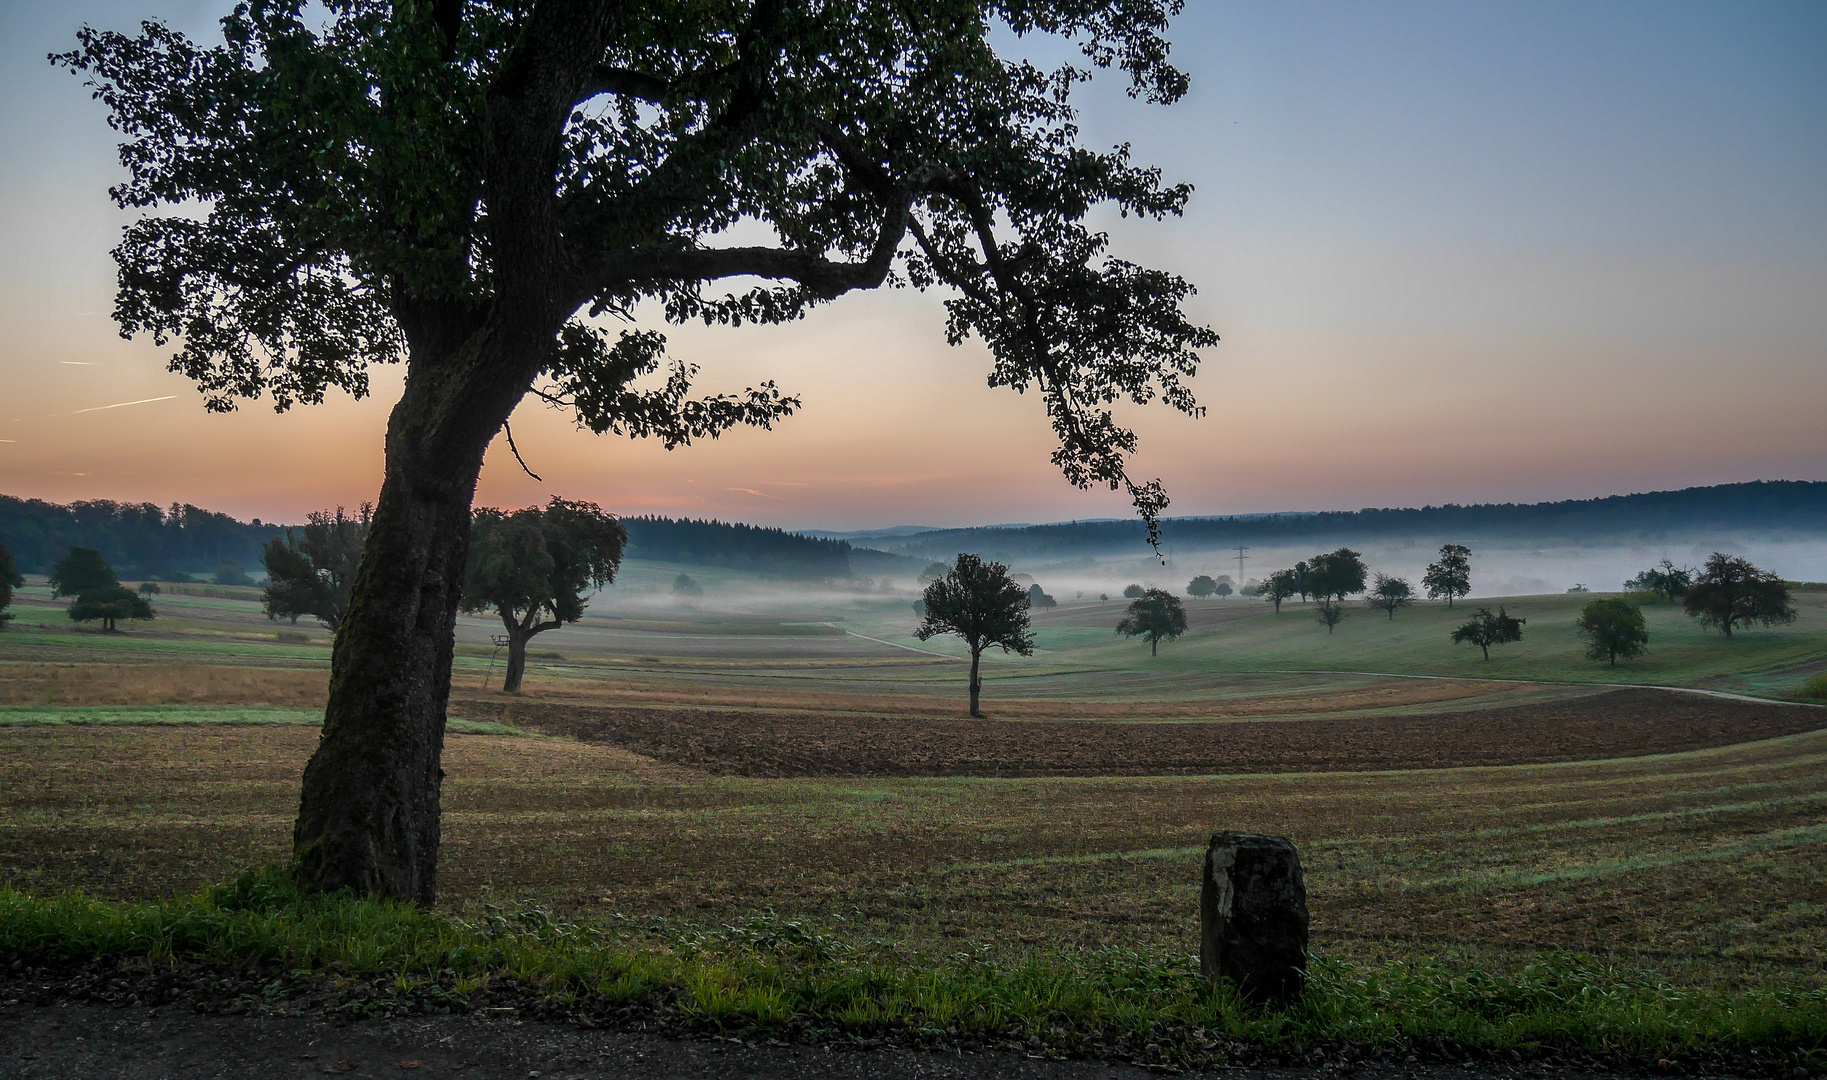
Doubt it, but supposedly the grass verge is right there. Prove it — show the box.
[3,867,1824,1069]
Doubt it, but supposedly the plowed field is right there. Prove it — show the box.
[501,687,1826,776]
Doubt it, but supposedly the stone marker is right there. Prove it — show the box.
[1200,831,1309,1004]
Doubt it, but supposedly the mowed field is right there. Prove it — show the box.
[2,572,1826,992]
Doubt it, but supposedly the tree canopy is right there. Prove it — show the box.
[1683,553,1795,638]
[1187,574,1217,598]
[1576,597,1648,666]
[1116,587,1186,655]
[1027,582,1058,608]
[1422,543,1472,607]
[1259,568,1296,613]
[462,499,626,692]
[262,506,373,632]
[916,553,1033,717]
[49,547,120,598]
[1451,606,1525,660]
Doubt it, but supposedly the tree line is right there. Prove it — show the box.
[0,495,283,577]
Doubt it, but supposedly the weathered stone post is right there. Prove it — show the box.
[1200,831,1309,1005]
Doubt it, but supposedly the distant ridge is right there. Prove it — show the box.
[868,481,1827,560]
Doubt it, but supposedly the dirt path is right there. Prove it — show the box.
[0,1005,1628,1080]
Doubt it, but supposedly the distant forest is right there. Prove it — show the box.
[7,481,1819,580]
[884,481,1827,561]
[0,496,284,576]
[621,516,852,578]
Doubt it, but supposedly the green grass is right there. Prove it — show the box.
[3,866,1825,1062]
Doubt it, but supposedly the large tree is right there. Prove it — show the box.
[915,553,1034,718]
[462,498,626,692]
[1683,553,1795,638]
[0,543,23,629]
[262,506,373,631]
[1116,586,1186,655]
[60,1,1213,903]
[1422,543,1471,607]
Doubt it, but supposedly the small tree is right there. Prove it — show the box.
[462,499,626,693]
[916,554,1033,718]
[1423,543,1472,607]
[0,543,22,629]
[1123,583,1145,599]
[1577,597,1648,666]
[1451,606,1525,660]
[1260,569,1297,613]
[1315,602,1345,634]
[263,505,371,632]
[1116,587,1188,656]
[1214,580,1232,598]
[1684,553,1795,638]
[138,581,161,595]
[214,560,254,587]
[1364,573,1413,620]
[1624,558,1693,603]
[1291,560,1312,603]
[1027,583,1058,608]
[672,573,704,598]
[68,587,155,633]
[1187,574,1218,598]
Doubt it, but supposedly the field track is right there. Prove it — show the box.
[500,687,1826,777]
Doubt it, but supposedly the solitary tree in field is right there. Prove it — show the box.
[263,505,373,632]
[1451,606,1525,660]
[1117,587,1187,656]
[1684,553,1795,638]
[1123,583,1146,599]
[1027,583,1058,609]
[462,499,626,693]
[60,1,1213,903]
[916,553,1033,718]
[1423,543,1472,607]
[51,546,154,632]
[672,573,703,598]
[213,560,254,587]
[1260,569,1297,613]
[1624,558,1693,603]
[0,543,22,629]
[1187,574,1218,599]
[1576,597,1648,666]
[1364,572,1413,620]
[1214,579,1232,598]
[1306,548,1366,633]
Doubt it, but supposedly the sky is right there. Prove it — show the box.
[1,1,1823,530]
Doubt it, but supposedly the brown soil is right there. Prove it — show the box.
[499,688,1826,777]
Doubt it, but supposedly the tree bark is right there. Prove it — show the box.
[968,648,983,718]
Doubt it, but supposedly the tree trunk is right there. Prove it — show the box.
[1151,636,1158,656]
[968,649,983,718]
[292,331,526,904]
[501,618,531,694]
[1480,642,1490,660]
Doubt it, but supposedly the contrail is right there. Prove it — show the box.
[71,395,176,414]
